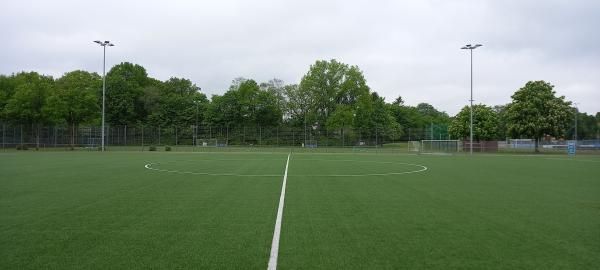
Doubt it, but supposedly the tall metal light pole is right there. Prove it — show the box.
[461,44,482,154]
[195,101,199,146]
[94,40,114,151]
[573,102,579,141]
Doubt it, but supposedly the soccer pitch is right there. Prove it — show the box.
[1,151,599,269]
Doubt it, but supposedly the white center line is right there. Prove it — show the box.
[267,153,290,270]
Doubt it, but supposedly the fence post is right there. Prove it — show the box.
[158,126,161,145]
[193,125,196,146]
[106,125,109,150]
[88,126,92,149]
[1,123,4,151]
[124,125,127,146]
[259,125,262,146]
[342,127,345,148]
[375,127,378,148]
[141,125,144,151]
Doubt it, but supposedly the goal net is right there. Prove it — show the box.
[408,141,421,152]
[197,138,228,147]
[421,140,461,153]
[303,139,318,148]
[506,139,535,150]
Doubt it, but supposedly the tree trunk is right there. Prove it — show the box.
[534,137,539,153]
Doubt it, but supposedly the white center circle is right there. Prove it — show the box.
[144,158,427,177]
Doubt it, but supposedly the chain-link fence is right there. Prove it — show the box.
[3,123,598,154]
[0,123,409,151]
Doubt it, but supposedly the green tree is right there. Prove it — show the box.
[237,79,260,125]
[105,62,149,125]
[567,111,600,140]
[149,77,207,128]
[388,98,422,129]
[505,81,572,152]
[493,105,508,139]
[3,72,54,148]
[0,74,18,121]
[207,92,241,127]
[596,112,600,139]
[283,84,311,127]
[369,93,402,140]
[256,90,283,126]
[207,79,281,127]
[299,59,350,127]
[260,78,287,116]
[388,98,449,140]
[44,71,101,147]
[416,103,451,125]
[139,84,163,125]
[326,104,355,144]
[449,104,499,140]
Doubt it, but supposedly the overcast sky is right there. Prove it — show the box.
[2,0,599,115]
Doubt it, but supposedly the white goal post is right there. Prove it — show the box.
[408,141,421,152]
[421,140,461,153]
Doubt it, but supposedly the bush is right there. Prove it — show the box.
[165,146,172,151]
[148,146,157,151]
[16,145,28,150]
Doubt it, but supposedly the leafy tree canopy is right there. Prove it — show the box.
[449,104,499,140]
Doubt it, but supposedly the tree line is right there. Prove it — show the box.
[1,59,598,147]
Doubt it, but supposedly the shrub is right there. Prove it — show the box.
[165,146,172,151]
[148,146,157,151]
[16,145,28,150]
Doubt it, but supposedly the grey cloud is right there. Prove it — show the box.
[1,0,598,114]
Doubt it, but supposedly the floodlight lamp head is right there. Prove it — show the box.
[94,40,101,44]
[475,44,482,48]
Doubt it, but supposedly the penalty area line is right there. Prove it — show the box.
[267,153,290,270]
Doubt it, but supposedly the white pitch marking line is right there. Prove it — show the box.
[267,153,290,270]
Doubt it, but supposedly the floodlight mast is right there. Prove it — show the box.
[573,102,579,140]
[93,40,115,151]
[461,43,482,155]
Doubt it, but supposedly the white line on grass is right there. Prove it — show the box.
[267,153,290,270]
[544,157,600,163]
[144,159,428,177]
[144,163,281,177]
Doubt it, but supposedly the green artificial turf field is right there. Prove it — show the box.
[1,151,599,269]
